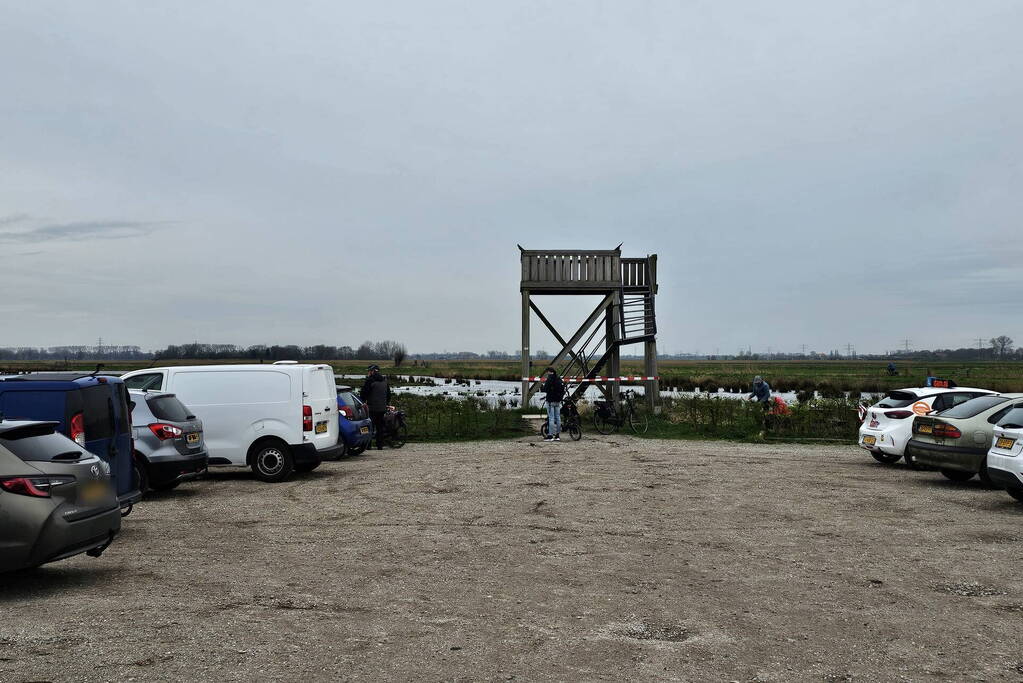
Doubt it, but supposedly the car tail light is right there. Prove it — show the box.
[148,423,183,440]
[885,410,914,419]
[0,476,73,497]
[70,412,85,446]
[933,423,962,439]
[339,405,354,419]
[303,405,313,431]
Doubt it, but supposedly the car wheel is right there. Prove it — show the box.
[133,456,150,495]
[903,451,921,470]
[1006,487,1023,503]
[940,468,974,482]
[348,443,367,456]
[150,481,180,492]
[250,441,295,482]
[870,451,902,465]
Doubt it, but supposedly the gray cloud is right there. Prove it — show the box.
[0,220,165,244]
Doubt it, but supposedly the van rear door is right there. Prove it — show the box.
[303,365,338,451]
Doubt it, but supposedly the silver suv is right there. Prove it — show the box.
[129,390,208,493]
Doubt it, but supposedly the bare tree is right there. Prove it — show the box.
[393,343,407,367]
[990,335,1014,358]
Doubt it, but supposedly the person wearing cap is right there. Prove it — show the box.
[360,364,391,450]
[748,375,772,419]
[541,366,566,442]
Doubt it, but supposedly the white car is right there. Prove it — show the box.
[986,404,1023,503]
[120,362,341,482]
[858,386,995,464]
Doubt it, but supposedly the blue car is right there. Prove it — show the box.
[0,373,142,512]
[336,386,373,456]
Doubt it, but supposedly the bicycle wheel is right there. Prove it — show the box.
[628,408,649,435]
[568,421,582,441]
[389,422,408,448]
[593,411,618,435]
[540,422,549,438]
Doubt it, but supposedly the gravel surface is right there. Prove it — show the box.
[3,435,1023,682]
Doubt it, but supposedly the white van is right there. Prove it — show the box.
[120,363,341,482]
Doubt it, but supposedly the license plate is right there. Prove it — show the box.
[315,421,328,434]
[862,435,876,446]
[80,480,109,504]
[360,426,370,434]
[918,424,933,434]
[186,432,200,445]
[996,437,1016,450]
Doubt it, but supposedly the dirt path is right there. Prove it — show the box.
[3,436,1023,681]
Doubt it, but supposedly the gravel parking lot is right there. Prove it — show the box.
[3,435,1023,682]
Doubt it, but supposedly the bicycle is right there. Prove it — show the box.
[592,389,649,435]
[540,396,583,441]
[380,407,408,448]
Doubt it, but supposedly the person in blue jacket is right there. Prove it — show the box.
[748,376,771,405]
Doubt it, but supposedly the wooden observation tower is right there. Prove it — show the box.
[519,245,659,408]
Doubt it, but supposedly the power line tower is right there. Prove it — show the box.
[519,245,659,410]
[901,339,912,353]
[846,343,855,358]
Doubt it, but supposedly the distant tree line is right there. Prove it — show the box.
[0,345,151,361]
[153,340,408,364]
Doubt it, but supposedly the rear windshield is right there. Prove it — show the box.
[81,386,116,439]
[876,391,917,409]
[997,408,1023,429]
[0,426,86,462]
[338,392,359,406]
[147,395,191,422]
[939,395,1009,419]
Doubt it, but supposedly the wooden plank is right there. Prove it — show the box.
[522,290,531,402]
[519,249,620,257]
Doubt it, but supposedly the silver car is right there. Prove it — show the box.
[129,390,208,493]
[0,419,121,572]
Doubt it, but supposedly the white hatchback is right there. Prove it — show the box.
[986,404,1023,503]
[858,386,995,464]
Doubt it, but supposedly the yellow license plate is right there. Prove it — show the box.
[80,480,108,504]
[315,422,328,434]
[360,426,370,434]
[186,433,200,444]
[862,435,876,446]
[996,437,1016,450]
[918,424,933,434]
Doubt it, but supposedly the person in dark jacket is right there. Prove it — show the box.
[360,364,391,450]
[541,367,565,442]
[748,375,771,405]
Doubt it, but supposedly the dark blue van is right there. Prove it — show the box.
[0,373,141,512]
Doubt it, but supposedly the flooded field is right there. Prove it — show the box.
[337,375,816,408]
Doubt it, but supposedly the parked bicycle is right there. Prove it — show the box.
[380,406,408,448]
[540,396,583,441]
[592,389,648,435]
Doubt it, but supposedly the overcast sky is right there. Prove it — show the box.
[1,1,1020,355]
